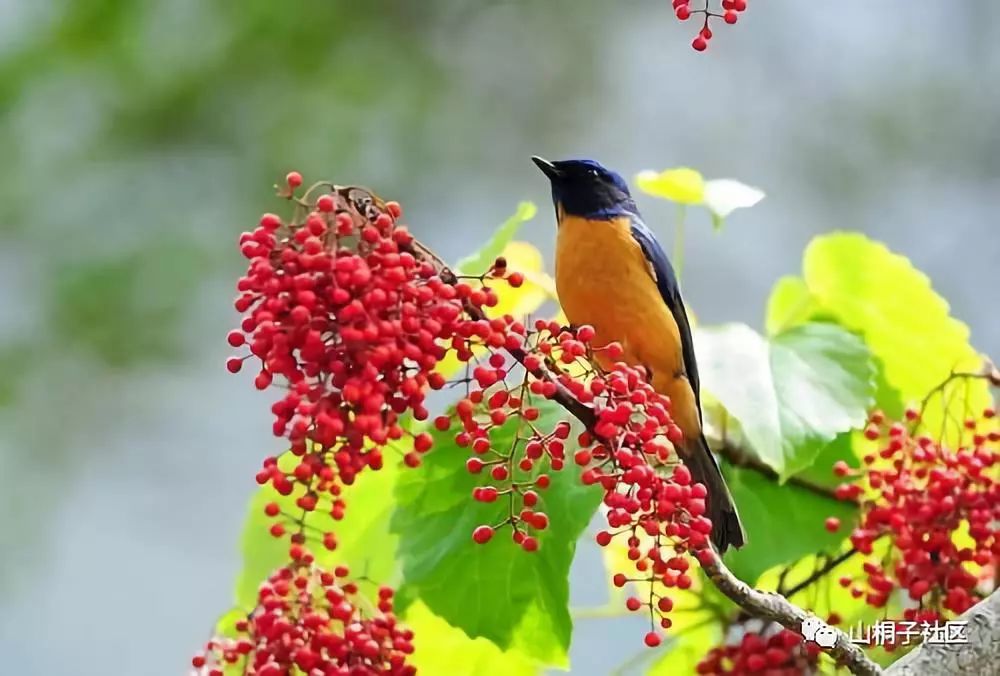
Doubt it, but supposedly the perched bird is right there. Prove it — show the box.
[532,156,746,553]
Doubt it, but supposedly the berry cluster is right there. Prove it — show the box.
[214,176,509,674]
[831,405,999,619]
[444,320,713,645]
[213,174,718,663]
[229,180,508,501]
[193,557,414,676]
[672,0,749,51]
[696,625,819,675]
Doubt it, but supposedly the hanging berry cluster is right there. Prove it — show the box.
[205,173,724,672]
[829,402,1000,621]
[671,0,749,51]
[206,176,520,674]
[696,623,820,675]
[193,561,414,676]
[440,319,715,647]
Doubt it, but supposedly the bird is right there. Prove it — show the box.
[531,155,746,553]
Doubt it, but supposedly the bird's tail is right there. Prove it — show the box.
[682,434,746,553]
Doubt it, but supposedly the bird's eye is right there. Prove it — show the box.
[589,169,599,177]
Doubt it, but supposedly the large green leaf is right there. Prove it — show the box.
[721,464,858,585]
[455,201,537,274]
[391,399,602,666]
[695,322,875,478]
[765,232,990,442]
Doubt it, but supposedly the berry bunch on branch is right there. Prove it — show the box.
[203,175,1000,676]
[671,0,749,51]
[696,620,820,675]
[827,386,999,628]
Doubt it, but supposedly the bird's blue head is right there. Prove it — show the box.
[532,156,638,220]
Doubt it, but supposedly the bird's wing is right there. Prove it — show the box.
[628,214,702,415]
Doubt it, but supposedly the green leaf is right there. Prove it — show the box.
[765,232,990,442]
[455,201,537,274]
[721,464,858,585]
[765,276,825,336]
[695,322,876,478]
[234,450,402,608]
[391,400,602,666]
[405,600,541,675]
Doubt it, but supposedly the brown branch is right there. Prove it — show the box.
[715,439,843,501]
[700,549,883,675]
[332,184,883,676]
[781,546,859,599]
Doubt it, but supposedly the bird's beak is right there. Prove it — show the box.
[531,156,562,181]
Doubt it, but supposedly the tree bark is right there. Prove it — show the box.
[699,550,883,676]
[884,589,1000,676]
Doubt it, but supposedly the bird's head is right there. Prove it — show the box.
[532,156,637,220]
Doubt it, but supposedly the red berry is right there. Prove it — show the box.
[472,525,494,544]
[692,36,707,51]
[644,631,661,647]
[286,171,303,189]
[825,517,841,533]
[316,194,335,212]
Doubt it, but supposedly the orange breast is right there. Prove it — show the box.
[554,215,684,384]
[554,214,701,441]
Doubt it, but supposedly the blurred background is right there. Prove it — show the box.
[1,1,997,674]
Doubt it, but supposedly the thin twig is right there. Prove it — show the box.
[700,550,883,676]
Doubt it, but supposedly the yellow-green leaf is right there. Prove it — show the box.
[636,168,705,205]
[765,276,825,336]
[405,600,541,676]
[646,620,722,675]
[435,241,556,380]
[456,202,537,274]
[766,232,992,443]
[483,241,554,319]
[233,449,403,608]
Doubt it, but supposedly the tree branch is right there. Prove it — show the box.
[884,589,1000,676]
[334,185,884,674]
[699,549,883,675]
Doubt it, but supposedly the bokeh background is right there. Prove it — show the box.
[1,1,998,674]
